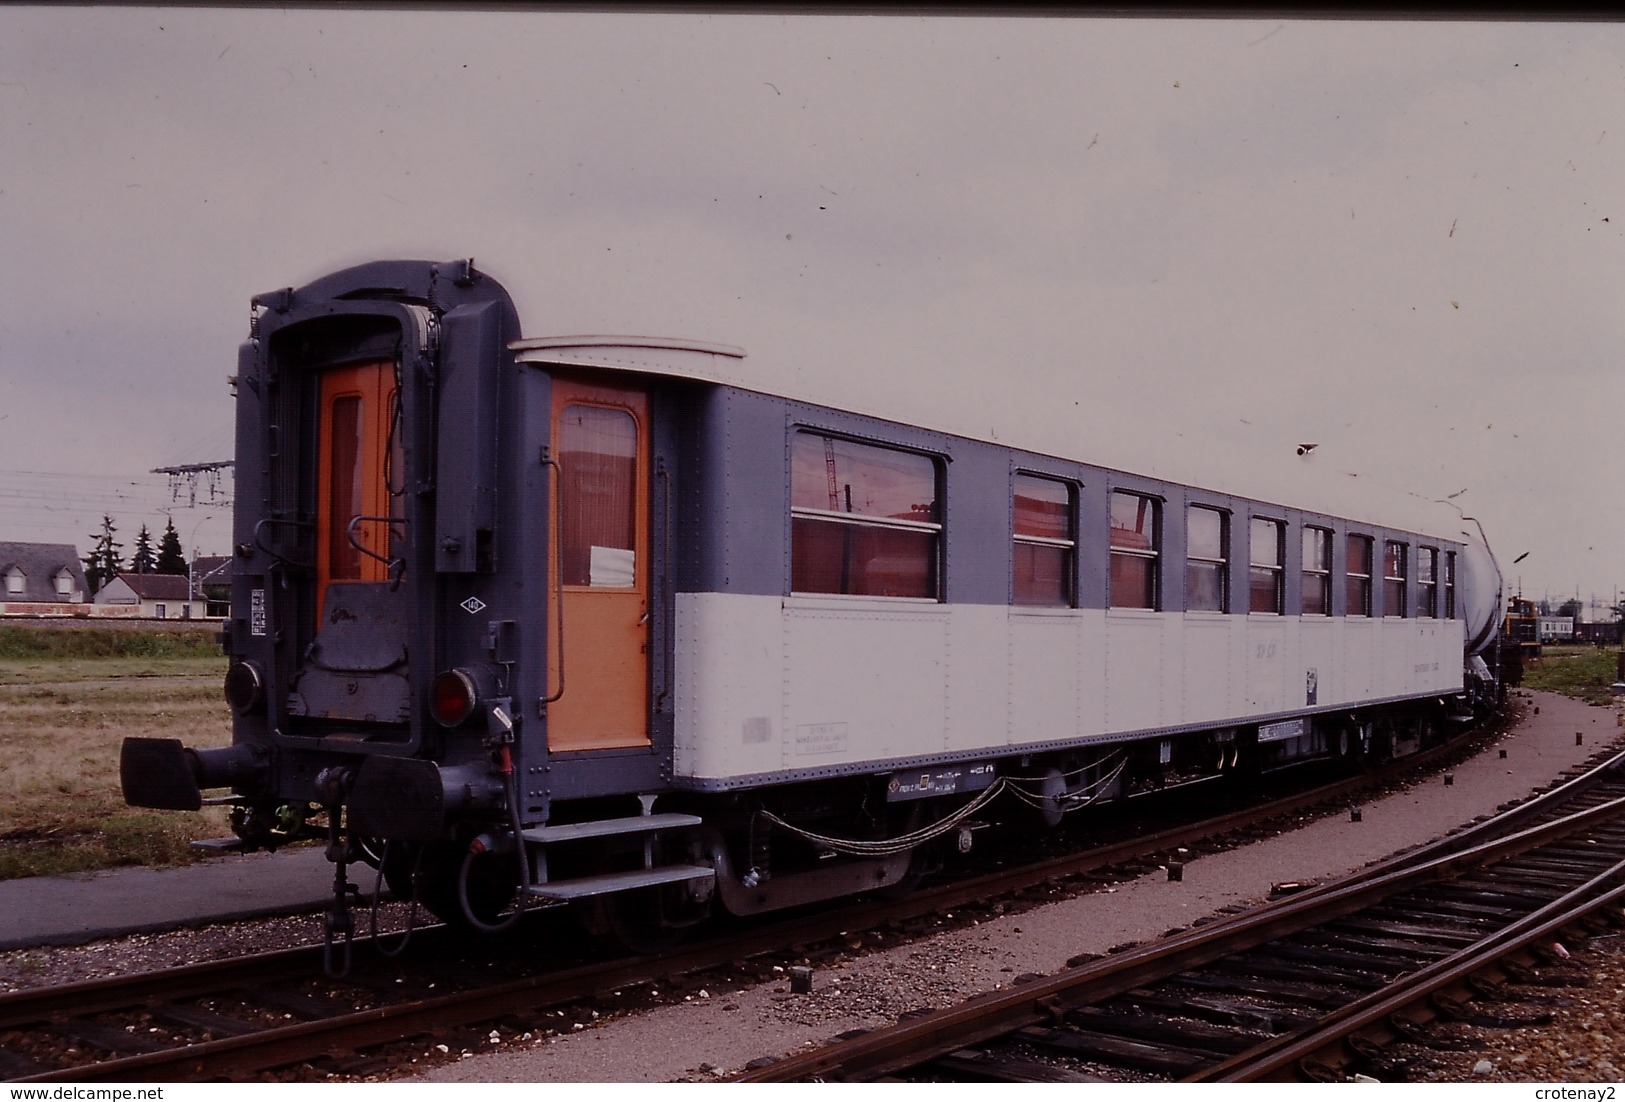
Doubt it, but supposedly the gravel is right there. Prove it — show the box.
[1397,936,1625,1082]
[0,902,418,994]
[424,689,1625,1084]
[3,690,1622,1083]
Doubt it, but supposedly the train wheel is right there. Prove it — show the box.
[874,843,939,900]
[412,840,519,932]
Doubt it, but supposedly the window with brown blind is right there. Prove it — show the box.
[790,432,941,599]
[1249,517,1285,614]
[1346,534,1373,617]
[1110,491,1159,610]
[1302,526,1332,616]
[1013,474,1075,607]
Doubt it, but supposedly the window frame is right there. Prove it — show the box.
[1301,525,1333,616]
[3,567,23,596]
[789,429,944,601]
[1383,539,1409,618]
[1108,489,1161,611]
[1248,516,1286,615]
[1011,472,1077,608]
[1184,503,1229,613]
[1444,551,1457,619]
[1416,546,1439,619]
[1346,533,1374,617]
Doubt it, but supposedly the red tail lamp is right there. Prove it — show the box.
[430,668,480,727]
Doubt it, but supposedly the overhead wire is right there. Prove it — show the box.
[0,468,233,548]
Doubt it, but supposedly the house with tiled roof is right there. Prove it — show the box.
[94,572,203,619]
[0,541,89,614]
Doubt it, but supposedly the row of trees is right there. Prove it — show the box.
[82,516,188,595]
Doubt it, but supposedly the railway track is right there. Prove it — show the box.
[2,714,1610,1083]
[735,749,1625,1083]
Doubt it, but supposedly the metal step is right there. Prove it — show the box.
[524,863,715,902]
[520,811,702,845]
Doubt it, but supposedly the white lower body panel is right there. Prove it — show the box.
[672,592,1465,786]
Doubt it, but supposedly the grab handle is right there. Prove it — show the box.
[540,452,566,706]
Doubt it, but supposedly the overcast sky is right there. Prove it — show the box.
[1,7,1620,610]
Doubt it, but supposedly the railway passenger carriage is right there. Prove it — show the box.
[121,259,1503,947]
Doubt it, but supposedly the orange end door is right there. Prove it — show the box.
[546,377,651,751]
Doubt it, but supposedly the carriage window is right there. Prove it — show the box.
[791,432,940,599]
[559,404,637,587]
[1417,546,1439,618]
[1346,534,1373,617]
[1013,474,1074,607]
[1109,491,1159,610]
[1249,518,1285,614]
[1185,505,1228,612]
[1302,526,1333,616]
[1384,540,1408,617]
[1444,551,1457,619]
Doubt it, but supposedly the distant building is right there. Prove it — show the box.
[0,541,90,615]
[95,572,204,620]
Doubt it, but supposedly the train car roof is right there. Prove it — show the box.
[511,335,1483,547]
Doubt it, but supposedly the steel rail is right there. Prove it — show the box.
[733,790,1625,1082]
[0,929,455,1032]
[9,721,1610,1083]
[1,736,1484,1031]
[1193,861,1625,1081]
[14,947,720,1083]
[0,759,1466,1082]
[1233,743,1625,906]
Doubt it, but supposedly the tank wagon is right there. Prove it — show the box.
[121,259,1504,950]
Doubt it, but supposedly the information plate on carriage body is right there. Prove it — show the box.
[886,761,997,802]
[1257,717,1309,744]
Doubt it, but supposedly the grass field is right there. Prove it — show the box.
[0,625,233,880]
[1520,644,1625,707]
[0,622,222,661]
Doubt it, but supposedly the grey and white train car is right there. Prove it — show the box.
[121,259,1503,944]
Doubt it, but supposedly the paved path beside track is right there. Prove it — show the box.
[0,845,333,951]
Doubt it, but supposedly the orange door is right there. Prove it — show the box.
[547,377,650,751]
[315,362,398,621]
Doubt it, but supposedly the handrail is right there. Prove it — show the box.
[653,458,670,714]
[344,514,406,579]
[540,452,565,705]
[251,517,314,569]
